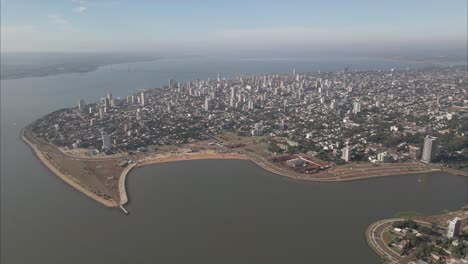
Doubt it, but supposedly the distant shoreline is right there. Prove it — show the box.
[3,55,466,81]
[1,57,160,81]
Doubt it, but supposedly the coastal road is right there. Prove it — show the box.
[367,218,405,264]
[366,218,442,264]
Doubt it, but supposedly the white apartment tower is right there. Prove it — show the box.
[141,92,145,106]
[78,99,86,111]
[99,107,105,119]
[447,217,462,238]
[353,101,362,114]
[204,97,211,111]
[341,146,351,162]
[421,136,436,163]
[101,131,111,149]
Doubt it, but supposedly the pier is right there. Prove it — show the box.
[119,204,129,215]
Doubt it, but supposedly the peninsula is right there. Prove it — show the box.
[366,206,468,263]
[22,67,468,207]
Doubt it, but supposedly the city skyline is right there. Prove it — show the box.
[1,0,467,56]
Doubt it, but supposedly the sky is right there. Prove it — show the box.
[1,0,467,56]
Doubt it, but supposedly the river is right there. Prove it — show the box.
[1,56,466,263]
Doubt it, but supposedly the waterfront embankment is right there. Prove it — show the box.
[21,129,118,207]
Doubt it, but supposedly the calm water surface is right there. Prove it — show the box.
[1,57,467,264]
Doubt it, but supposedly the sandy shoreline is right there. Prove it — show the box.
[21,129,467,208]
[21,129,118,207]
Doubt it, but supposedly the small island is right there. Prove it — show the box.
[22,67,468,208]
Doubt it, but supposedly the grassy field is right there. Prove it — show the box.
[218,132,270,157]
[382,230,399,245]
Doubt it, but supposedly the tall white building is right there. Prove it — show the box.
[99,108,105,119]
[230,87,236,99]
[447,217,462,238]
[204,97,211,111]
[78,99,86,111]
[101,131,111,149]
[248,100,255,110]
[140,92,145,106]
[341,146,351,162]
[421,136,436,163]
[353,101,362,114]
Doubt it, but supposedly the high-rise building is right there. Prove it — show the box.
[447,217,462,238]
[341,146,351,162]
[99,108,105,119]
[421,136,436,163]
[251,123,263,136]
[168,79,178,89]
[107,93,112,100]
[230,87,236,99]
[141,92,145,106]
[101,131,111,149]
[248,100,255,110]
[353,101,362,114]
[204,97,211,111]
[78,99,86,111]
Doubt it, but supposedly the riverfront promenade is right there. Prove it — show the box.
[21,126,467,208]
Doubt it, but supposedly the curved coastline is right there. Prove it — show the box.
[366,211,468,263]
[21,129,118,207]
[117,151,466,206]
[118,153,249,205]
[21,128,467,208]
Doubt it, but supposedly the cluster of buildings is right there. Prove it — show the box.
[29,66,467,162]
[394,217,467,263]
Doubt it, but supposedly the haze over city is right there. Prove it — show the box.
[1,0,467,57]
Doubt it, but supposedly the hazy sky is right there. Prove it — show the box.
[1,0,467,56]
